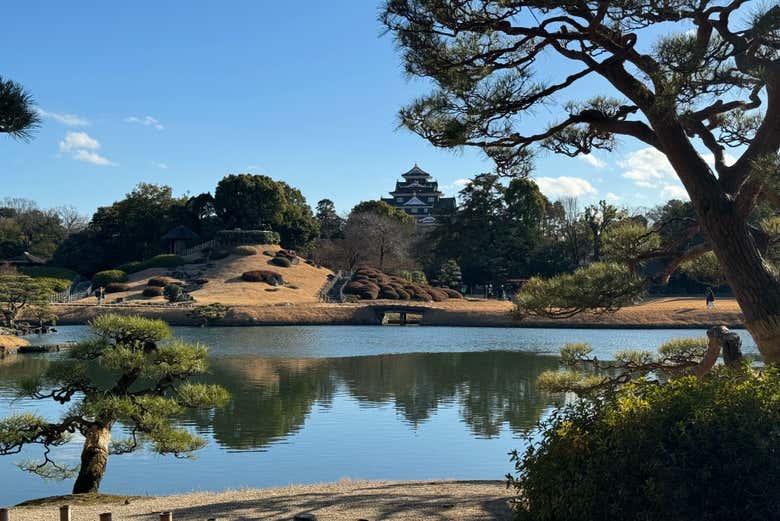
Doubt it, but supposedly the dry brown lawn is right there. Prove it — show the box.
[76,244,333,307]
[10,480,511,520]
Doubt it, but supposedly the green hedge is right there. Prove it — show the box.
[92,270,128,288]
[269,256,292,268]
[116,261,146,274]
[216,230,280,245]
[142,286,164,297]
[116,255,185,274]
[510,367,780,521]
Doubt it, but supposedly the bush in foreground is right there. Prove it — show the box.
[91,270,127,288]
[510,367,780,521]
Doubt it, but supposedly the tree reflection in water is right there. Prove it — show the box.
[190,351,559,450]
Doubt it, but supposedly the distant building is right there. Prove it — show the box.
[381,164,457,225]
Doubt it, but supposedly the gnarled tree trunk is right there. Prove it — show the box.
[653,120,780,362]
[72,424,112,494]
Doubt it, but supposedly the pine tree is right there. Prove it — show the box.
[0,314,229,494]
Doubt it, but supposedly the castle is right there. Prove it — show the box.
[381,164,457,225]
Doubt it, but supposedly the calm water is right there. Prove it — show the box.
[0,325,756,504]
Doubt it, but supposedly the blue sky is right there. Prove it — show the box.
[0,1,694,216]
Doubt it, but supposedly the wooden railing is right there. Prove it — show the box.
[180,239,218,258]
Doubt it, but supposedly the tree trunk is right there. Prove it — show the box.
[72,424,112,494]
[701,207,780,361]
[654,121,780,362]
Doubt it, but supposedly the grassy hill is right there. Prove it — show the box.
[77,244,333,306]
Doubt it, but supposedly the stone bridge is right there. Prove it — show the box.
[367,304,430,325]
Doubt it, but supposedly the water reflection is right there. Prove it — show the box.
[184,351,558,451]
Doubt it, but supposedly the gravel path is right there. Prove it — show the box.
[9,480,512,520]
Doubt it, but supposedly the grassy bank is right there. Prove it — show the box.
[51,297,744,329]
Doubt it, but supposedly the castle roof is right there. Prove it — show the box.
[402,164,431,179]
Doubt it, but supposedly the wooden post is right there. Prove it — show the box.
[60,505,71,521]
[0,508,8,521]
[99,513,112,521]
[400,312,407,326]
[160,512,173,521]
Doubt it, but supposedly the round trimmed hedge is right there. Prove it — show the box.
[142,286,164,297]
[241,270,284,286]
[92,270,128,288]
[234,245,258,256]
[105,283,129,294]
[270,256,292,268]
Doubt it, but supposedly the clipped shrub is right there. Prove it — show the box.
[379,286,399,300]
[510,368,780,521]
[241,270,284,286]
[442,288,463,299]
[105,283,129,294]
[193,277,210,285]
[92,270,128,288]
[188,303,230,326]
[20,266,78,281]
[427,288,449,302]
[116,261,145,274]
[142,286,164,297]
[144,254,185,269]
[396,288,411,300]
[26,277,72,292]
[216,229,280,245]
[234,245,258,256]
[210,249,230,260]
[148,277,172,287]
[163,283,183,303]
[270,257,292,268]
[263,250,276,257]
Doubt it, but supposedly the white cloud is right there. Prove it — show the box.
[124,115,164,130]
[535,176,598,198]
[702,152,737,168]
[72,150,115,166]
[605,192,621,201]
[619,147,675,186]
[579,154,606,169]
[36,108,90,127]
[661,184,689,200]
[59,131,100,152]
[443,178,471,195]
[58,131,115,166]
[152,161,168,169]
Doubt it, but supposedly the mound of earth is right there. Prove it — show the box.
[76,245,333,306]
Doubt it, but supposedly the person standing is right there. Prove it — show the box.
[705,288,715,309]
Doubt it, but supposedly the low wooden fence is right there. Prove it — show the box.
[0,506,318,520]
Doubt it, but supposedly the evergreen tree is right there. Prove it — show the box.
[382,1,780,360]
[0,314,229,493]
[0,76,40,141]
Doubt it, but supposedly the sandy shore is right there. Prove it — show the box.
[10,480,512,520]
[51,296,744,329]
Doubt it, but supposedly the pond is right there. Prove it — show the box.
[0,325,756,505]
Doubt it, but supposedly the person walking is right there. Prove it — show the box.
[705,288,715,309]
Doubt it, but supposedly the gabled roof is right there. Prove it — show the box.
[403,196,428,206]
